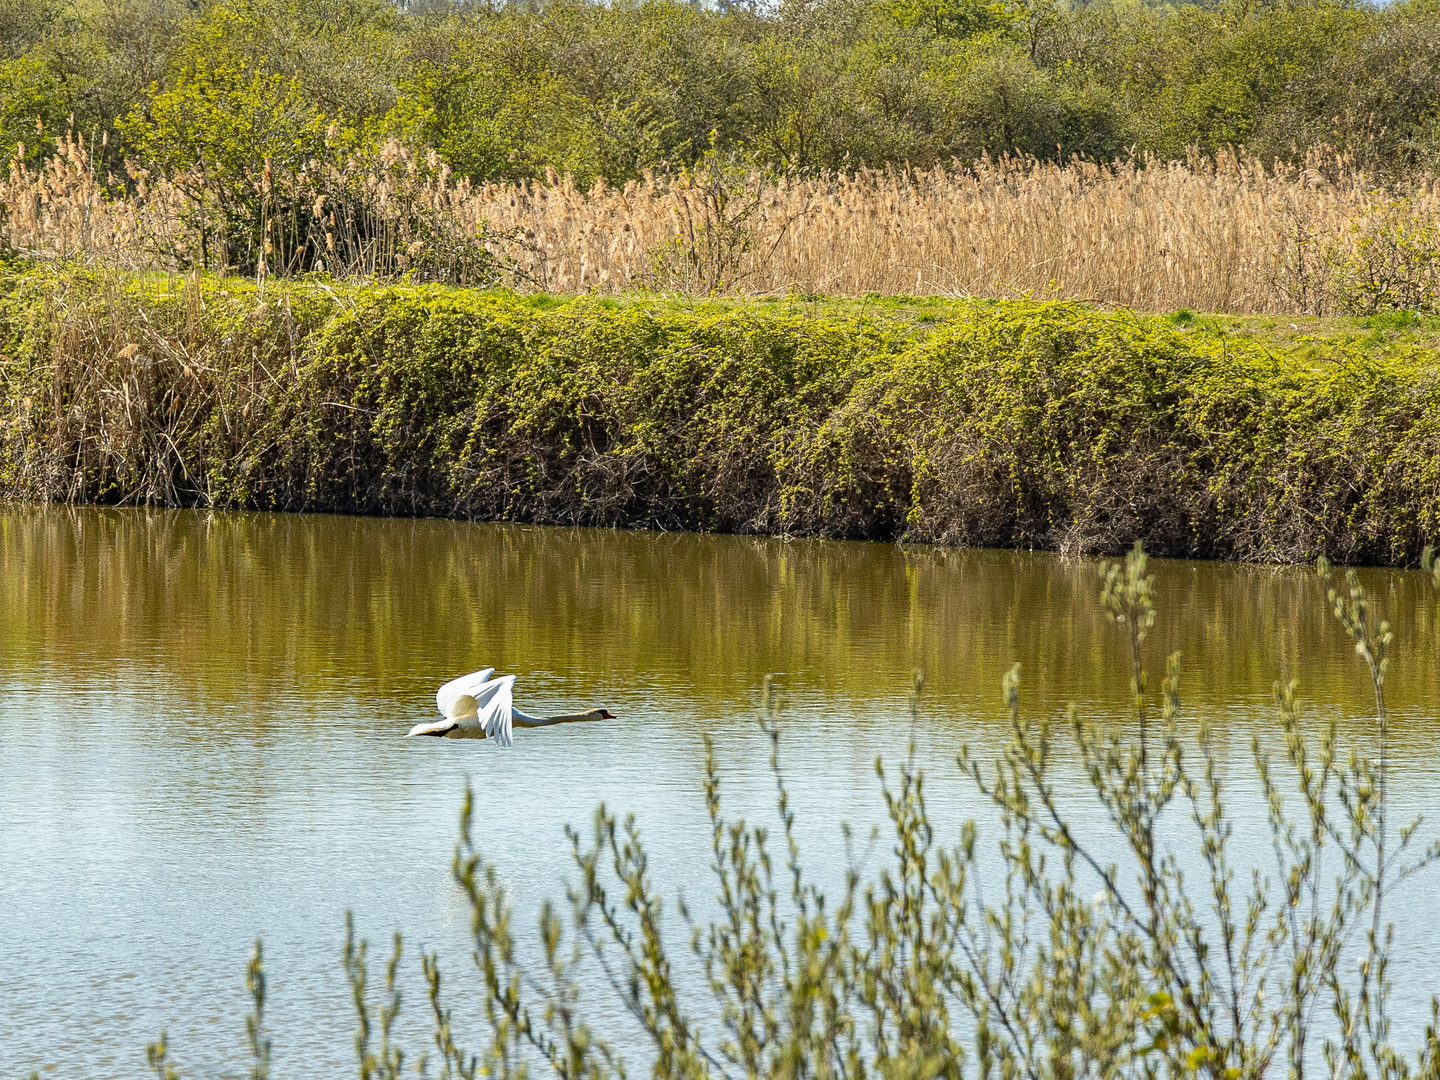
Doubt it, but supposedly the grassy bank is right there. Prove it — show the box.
[4,265,1440,564]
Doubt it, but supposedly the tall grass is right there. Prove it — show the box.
[8,141,1440,313]
[136,545,1440,1079]
[2,133,508,285]
[478,151,1389,312]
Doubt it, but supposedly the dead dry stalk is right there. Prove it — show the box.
[6,141,1439,312]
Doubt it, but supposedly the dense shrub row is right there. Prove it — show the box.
[18,0,1440,187]
[4,267,1439,564]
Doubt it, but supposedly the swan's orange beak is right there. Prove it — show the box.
[600,709,616,719]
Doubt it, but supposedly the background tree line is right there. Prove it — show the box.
[6,0,1440,192]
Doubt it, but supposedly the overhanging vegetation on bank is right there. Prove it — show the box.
[5,266,1440,565]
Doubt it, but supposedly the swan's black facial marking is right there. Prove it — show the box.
[599,709,616,719]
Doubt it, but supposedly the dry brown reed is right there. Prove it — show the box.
[482,153,1440,312]
[1,133,505,284]
[2,132,195,270]
[6,139,1440,313]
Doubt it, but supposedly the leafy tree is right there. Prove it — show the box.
[1118,0,1367,159]
[15,0,1440,197]
[121,46,336,271]
[0,55,67,167]
[949,44,1123,160]
[1257,4,1440,173]
[124,58,332,187]
[888,0,1013,41]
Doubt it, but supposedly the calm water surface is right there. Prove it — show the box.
[4,506,1440,1077]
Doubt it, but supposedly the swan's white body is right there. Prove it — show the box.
[405,669,613,744]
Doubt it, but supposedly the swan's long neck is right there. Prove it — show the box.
[511,708,606,728]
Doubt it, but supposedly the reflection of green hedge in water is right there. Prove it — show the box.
[146,547,1440,1079]
[5,266,1440,564]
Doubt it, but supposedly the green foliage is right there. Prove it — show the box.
[16,0,1440,186]
[343,912,406,1080]
[1330,204,1440,315]
[123,57,333,186]
[113,27,506,281]
[946,44,1122,161]
[1124,1,1367,160]
[888,0,1012,40]
[145,1030,181,1080]
[386,58,565,186]
[383,0,766,187]
[1256,5,1440,173]
[0,54,66,168]
[5,268,1440,565]
[118,36,339,273]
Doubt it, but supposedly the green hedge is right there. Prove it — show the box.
[4,267,1439,564]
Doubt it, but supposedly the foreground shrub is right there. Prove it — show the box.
[142,545,1440,1079]
[4,270,1440,564]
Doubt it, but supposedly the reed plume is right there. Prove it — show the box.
[4,137,1439,313]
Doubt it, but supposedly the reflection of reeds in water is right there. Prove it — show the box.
[4,505,1436,733]
[5,141,1436,312]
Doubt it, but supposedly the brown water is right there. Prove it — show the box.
[3,505,1439,1077]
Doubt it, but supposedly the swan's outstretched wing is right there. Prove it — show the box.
[406,717,457,737]
[437,668,494,718]
[475,675,515,747]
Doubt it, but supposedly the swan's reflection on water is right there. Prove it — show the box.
[2,505,1439,1075]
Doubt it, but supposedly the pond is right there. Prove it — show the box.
[3,505,1439,1077]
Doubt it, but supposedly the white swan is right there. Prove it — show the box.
[405,668,615,745]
